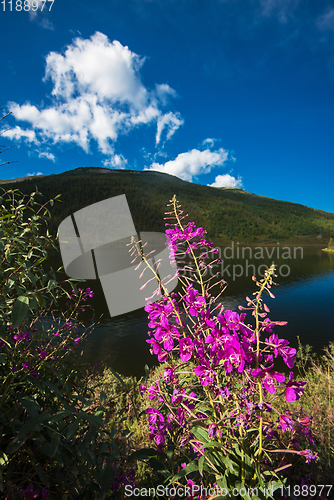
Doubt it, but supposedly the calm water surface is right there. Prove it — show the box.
[49,244,334,377]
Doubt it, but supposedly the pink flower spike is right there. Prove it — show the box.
[285,372,306,402]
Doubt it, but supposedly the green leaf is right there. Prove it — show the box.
[49,432,61,458]
[65,419,79,440]
[170,460,199,482]
[128,448,159,460]
[11,295,29,328]
[99,391,107,403]
[47,279,57,291]
[5,413,52,454]
[198,454,204,476]
[17,395,41,416]
[98,462,115,497]
[7,279,15,289]
[43,380,63,397]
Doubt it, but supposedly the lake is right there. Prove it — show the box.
[48,242,334,378]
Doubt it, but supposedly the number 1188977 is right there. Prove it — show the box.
[2,0,54,11]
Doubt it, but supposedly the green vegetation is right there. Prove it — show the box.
[1,166,334,244]
[0,188,135,499]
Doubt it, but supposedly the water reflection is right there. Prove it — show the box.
[48,245,334,377]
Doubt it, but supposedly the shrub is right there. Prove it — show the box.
[0,188,132,499]
[129,195,321,500]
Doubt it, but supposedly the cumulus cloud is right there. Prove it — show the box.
[208,174,243,188]
[27,171,43,176]
[7,32,182,157]
[146,147,229,182]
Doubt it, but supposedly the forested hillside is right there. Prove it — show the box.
[1,166,334,244]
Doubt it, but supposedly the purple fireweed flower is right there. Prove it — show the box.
[74,337,81,345]
[163,366,176,383]
[146,337,161,353]
[145,408,165,427]
[266,333,296,368]
[200,308,216,329]
[299,449,319,463]
[175,407,186,426]
[252,368,285,393]
[154,315,178,351]
[285,372,306,402]
[147,337,169,362]
[13,331,31,343]
[205,327,233,354]
[192,337,205,360]
[31,370,39,379]
[39,350,47,360]
[147,384,160,401]
[145,300,177,327]
[208,423,218,438]
[194,365,216,386]
[172,387,186,405]
[218,338,250,374]
[11,365,17,373]
[184,284,205,316]
[262,318,275,333]
[217,310,245,332]
[183,392,197,411]
[278,413,295,432]
[179,337,194,361]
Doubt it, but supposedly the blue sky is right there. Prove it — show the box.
[1,0,334,212]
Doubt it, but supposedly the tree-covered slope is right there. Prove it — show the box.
[1,166,333,243]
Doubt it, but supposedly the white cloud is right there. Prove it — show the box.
[201,138,217,147]
[8,32,182,157]
[27,171,43,176]
[25,0,54,29]
[208,174,243,188]
[39,18,54,31]
[3,126,37,143]
[156,111,184,145]
[103,154,128,169]
[146,147,229,182]
[38,151,55,161]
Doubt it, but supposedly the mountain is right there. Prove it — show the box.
[1,166,333,244]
